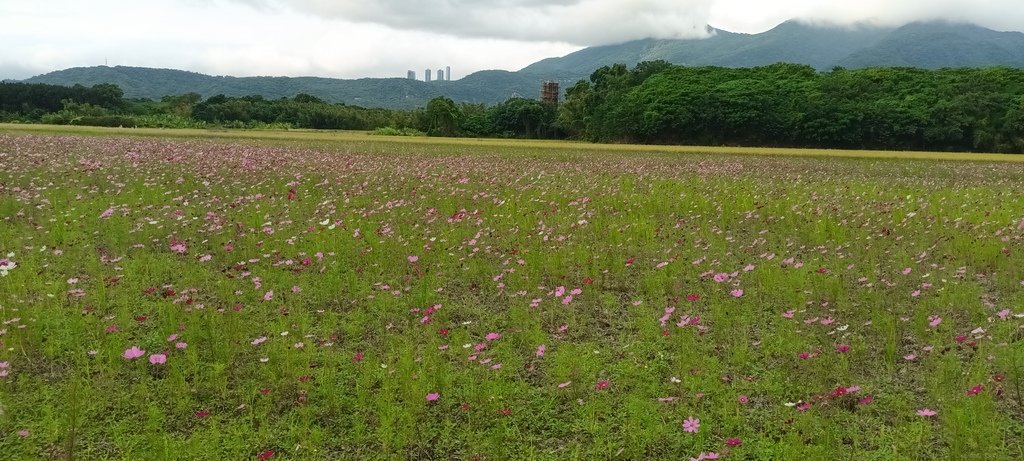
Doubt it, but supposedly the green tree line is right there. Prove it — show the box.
[3,63,1024,152]
[558,62,1024,152]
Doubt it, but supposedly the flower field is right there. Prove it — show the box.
[1,129,1023,460]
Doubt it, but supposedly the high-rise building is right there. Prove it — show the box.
[446,66,451,81]
[437,69,444,81]
[407,70,416,80]
[425,69,432,82]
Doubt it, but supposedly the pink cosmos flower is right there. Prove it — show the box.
[536,344,546,357]
[554,286,565,297]
[17,429,29,437]
[966,384,984,396]
[730,289,744,298]
[122,346,145,360]
[997,309,1010,320]
[782,310,795,318]
[738,394,749,405]
[175,342,188,350]
[407,255,419,263]
[917,408,937,417]
[902,267,912,275]
[251,336,268,346]
[558,381,572,388]
[836,344,850,353]
[682,416,700,433]
[263,291,273,301]
[726,438,742,447]
[485,332,501,341]
[149,353,167,365]
[426,392,439,401]
[928,315,942,327]
[595,380,610,390]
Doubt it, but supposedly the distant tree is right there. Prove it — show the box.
[423,96,463,137]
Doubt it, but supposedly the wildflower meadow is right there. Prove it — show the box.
[1,127,1023,459]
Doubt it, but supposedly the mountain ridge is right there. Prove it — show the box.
[15,20,1024,109]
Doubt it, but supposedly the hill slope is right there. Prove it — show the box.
[19,21,1024,109]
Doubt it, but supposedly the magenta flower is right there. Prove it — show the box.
[149,353,167,365]
[836,344,850,353]
[485,332,501,341]
[595,380,610,390]
[682,416,700,433]
[738,394,749,405]
[122,346,145,360]
[730,289,744,298]
[426,392,439,401]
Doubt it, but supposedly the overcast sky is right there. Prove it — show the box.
[2,0,1023,80]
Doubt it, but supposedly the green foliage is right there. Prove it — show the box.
[422,96,464,136]
[565,62,1024,152]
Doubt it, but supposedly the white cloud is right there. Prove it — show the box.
[250,0,715,45]
[2,0,1023,81]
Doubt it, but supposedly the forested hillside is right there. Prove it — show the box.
[16,21,1024,109]
[4,63,1024,153]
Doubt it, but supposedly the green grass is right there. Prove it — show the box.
[1,125,1023,460]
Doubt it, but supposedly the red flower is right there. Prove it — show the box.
[498,407,512,416]
[353,352,364,362]
[686,294,701,301]
[194,410,210,418]
[583,277,593,285]
[259,388,271,395]
[257,449,275,460]
[439,328,450,336]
